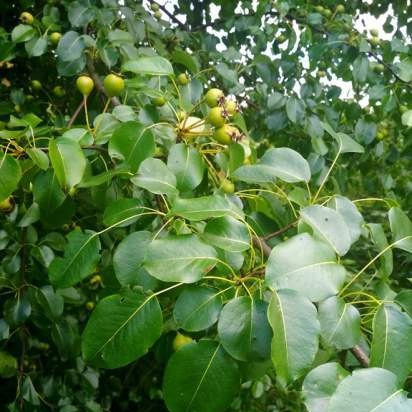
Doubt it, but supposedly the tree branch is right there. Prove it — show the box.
[262,220,297,241]
[148,0,186,29]
[67,99,85,128]
[350,345,370,367]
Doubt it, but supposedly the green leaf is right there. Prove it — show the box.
[0,350,18,378]
[11,24,35,43]
[370,304,412,384]
[18,203,40,227]
[327,195,364,244]
[318,296,361,350]
[56,31,86,62]
[233,164,278,184]
[300,205,352,256]
[32,169,65,213]
[203,216,250,252]
[353,55,369,83]
[388,207,412,253]
[131,158,177,196]
[26,148,49,170]
[68,1,95,27]
[260,147,311,183]
[171,49,199,73]
[218,297,272,362]
[267,289,320,385]
[122,56,174,76]
[163,340,240,412]
[367,223,393,277]
[302,362,349,412]
[108,121,155,173]
[81,289,162,369]
[49,230,101,288]
[265,233,346,302]
[49,137,87,190]
[323,122,365,153]
[102,198,145,227]
[143,235,217,283]
[35,286,64,321]
[0,152,22,201]
[94,113,120,144]
[113,231,152,286]
[395,290,412,317]
[25,36,48,57]
[167,143,205,192]
[396,58,412,82]
[170,195,241,221]
[286,97,305,124]
[328,368,412,411]
[173,286,223,332]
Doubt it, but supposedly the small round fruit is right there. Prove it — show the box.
[213,124,239,145]
[177,73,189,86]
[103,74,125,97]
[224,99,238,116]
[0,197,14,213]
[173,333,193,351]
[323,9,332,18]
[400,105,408,114]
[151,2,159,11]
[89,274,102,285]
[208,107,226,127]
[154,10,162,19]
[39,342,50,351]
[376,131,385,140]
[314,5,324,13]
[336,4,345,13]
[317,70,326,78]
[76,75,94,96]
[369,36,380,46]
[374,63,384,73]
[49,32,61,45]
[220,178,235,194]
[152,96,166,107]
[53,86,65,97]
[370,28,379,37]
[86,301,95,311]
[277,34,287,43]
[205,88,224,107]
[20,12,34,25]
[31,80,42,91]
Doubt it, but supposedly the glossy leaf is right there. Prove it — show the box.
[173,286,222,332]
[265,233,346,302]
[203,216,250,252]
[318,296,361,350]
[143,235,217,283]
[113,231,152,286]
[302,362,349,412]
[49,137,86,190]
[267,289,320,385]
[0,152,22,201]
[163,340,240,412]
[388,207,412,253]
[49,230,101,288]
[218,297,272,362]
[370,304,412,384]
[108,121,155,173]
[328,368,412,411]
[122,56,174,76]
[131,158,177,197]
[167,143,205,192]
[102,198,145,227]
[300,205,351,256]
[82,289,162,368]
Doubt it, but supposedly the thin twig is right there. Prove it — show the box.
[148,0,186,29]
[67,99,85,128]
[350,345,369,367]
[262,220,297,241]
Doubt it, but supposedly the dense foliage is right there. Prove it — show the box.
[0,0,412,411]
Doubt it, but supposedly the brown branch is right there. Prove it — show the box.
[67,99,85,128]
[350,345,370,367]
[262,220,297,241]
[148,0,186,29]
[252,236,272,258]
[86,56,120,107]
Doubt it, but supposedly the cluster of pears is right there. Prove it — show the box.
[204,88,243,145]
[369,28,381,47]
[75,73,124,97]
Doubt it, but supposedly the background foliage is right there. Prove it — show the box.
[0,0,412,411]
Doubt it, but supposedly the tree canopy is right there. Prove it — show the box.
[0,0,412,411]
